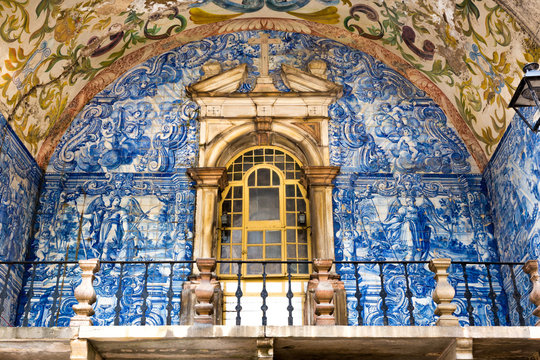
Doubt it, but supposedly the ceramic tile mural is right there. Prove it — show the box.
[484,108,539,326]
[0,0,534,166]
[0,114,42,326]
[15,30,506,326]
[333,173,506,326]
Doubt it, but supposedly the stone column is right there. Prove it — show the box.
[70,259,100,327]
[429,258,459,327]
[524,259,540,326]
[187,167,227,260]
[303,166,339,259]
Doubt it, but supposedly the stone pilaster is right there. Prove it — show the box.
[429,258,459,327]
[303,166,339,260]
[187,167,227,260]
[70,259,100,327]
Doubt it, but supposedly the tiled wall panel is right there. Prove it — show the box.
[0,114,42,326]
[18,31,502,326]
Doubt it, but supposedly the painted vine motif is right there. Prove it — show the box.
[0,0,537,160]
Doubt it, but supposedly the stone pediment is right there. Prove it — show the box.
[281,64,342,94]
[187,63,247,95]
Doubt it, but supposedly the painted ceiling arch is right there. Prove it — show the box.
[0,0,537,170]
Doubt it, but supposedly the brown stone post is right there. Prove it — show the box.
[312,259,336,325]
[429,258,459,326]
[193,258,220,324]
[303,166,339,259]
[188,167,227,260]
[524,260,540,326]
[70,259,100,327]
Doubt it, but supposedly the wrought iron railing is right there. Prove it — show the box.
[0,259,537,327]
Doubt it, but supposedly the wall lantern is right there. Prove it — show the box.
[221,212,230,227]
[509,62,540,132]
[298,211,307,226]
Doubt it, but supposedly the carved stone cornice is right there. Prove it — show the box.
[187,167,228,189]
[303,166,340,187]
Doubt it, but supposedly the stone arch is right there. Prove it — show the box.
[36,19,487,171]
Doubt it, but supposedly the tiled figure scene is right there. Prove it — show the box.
[9,30,514,326]
[0,114,42,326]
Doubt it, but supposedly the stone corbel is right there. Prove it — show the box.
[254,116,273,146]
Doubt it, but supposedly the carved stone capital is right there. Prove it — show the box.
[303,166,340,187]
[188,167,228,189]
[71,258,100,327]
[524,259,540,326]
[429,258,459,327]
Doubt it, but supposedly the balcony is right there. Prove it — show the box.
[0,259,539,360]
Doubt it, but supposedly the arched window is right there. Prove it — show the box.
[218,146,310,276]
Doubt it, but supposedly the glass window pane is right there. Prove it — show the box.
[272,171,279,185]
[220,263,230,274]
[232,230,242,243]
[266,245,281,258]
[297,198,306,212]
[286,213,295,226]
[254,149,263,156]
[247,246,263,259]
[266,231,281,244]
[297,229,307,243]
[267,263,281,274]
[248,172,255,186]
[222,200,231,213]
[287,229,296,243]
[225,189,232,199]
[247,263,262,275]
[299,263,309,274]
[234,172,242,181]
[286,199,295,211]
[233,200,242,212]
[233,187,242,198]
[233,214,242,227]
[221,230,231,243]
[243,163,253,172]
[249,188,280,221]
[231,263,239,274]
[286,185,295,197]
[265,148,273,155]
[232,245,242,258]
[221,246,230,259]
[257,168,271,186]
[248,231,263,244]
[287,244,296,258]
[299,245,308,258]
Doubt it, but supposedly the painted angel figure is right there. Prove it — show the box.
[384,195,434,261]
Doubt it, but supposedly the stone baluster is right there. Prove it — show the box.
[524,259,540,326]
[70,259,100,327]
[313,259,335,325]
[429,258,459,326]
[194,258,219,324]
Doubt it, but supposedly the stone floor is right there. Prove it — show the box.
[0,325,539,360]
